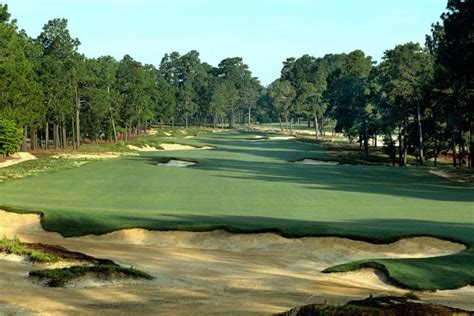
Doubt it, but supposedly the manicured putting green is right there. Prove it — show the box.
[0,131,473,290]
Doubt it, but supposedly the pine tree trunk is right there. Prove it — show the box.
[21,126,28,151]
[403,124,408,166]
[62,124,67,148]
[469,120,473,168]
[248,107,251,128]
[452,128,457,167]
[75,87,81,148]
[320,117,325,136]
[53,124,58,149]
[416,105,424,164]
[31,129,37,150]
[363,121,369,160]
[72,117,76,149]
[398,127,403,166]
[111,115,117,143]
[314,110,319,139]
[279,117,283,131]
[45,122,49,150]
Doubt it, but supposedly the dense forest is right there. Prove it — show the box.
[0,1,472,167]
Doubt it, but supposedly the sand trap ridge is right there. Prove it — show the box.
[0,210,472,314]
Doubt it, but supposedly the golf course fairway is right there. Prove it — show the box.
[0,131,473,292]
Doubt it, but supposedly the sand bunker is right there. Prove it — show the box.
[0,210,472,315]
[293,158,339,165]
[0,152,37,168]
[163,132,172,136]
[127,144,160,152]
[269,136,296,140]
[128,143,213,151]
[158,159,196,167]
[184,135,195,139]
[159,143,213,151]
[52,152,135,160]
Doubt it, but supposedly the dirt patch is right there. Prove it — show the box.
[293,158,338,165]
[158,159,196,167]
[0,210,472,314]
[0,152,37,168]
[430,169,470,183]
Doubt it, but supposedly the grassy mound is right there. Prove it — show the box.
[30,264,154,287]
[280,295,471,316]
[0,237,60,263]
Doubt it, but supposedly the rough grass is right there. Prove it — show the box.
[0,131,473,291]
[29,264,154,287]
[0,237,60,263]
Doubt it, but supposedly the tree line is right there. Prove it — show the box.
[0,4,262,154]
[266,0,472,167]
[1,1,472,168]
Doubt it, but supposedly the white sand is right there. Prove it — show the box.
[0,210,472,314]
[184,136,195,139]
[294,159,338,165]
[0,152,37,168]
[163,132,172,136]
[128,143,213,152]
[268,136,296,140]
[158,159,196,167]
[127,144,160,152]
[52,152,135,160]
[159,143,213,151]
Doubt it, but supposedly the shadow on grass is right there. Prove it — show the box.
[129,150,474,202]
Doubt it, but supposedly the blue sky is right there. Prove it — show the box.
[6,0,446,85]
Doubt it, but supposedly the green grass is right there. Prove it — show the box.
[0,130,473,290]
[29,264,154,287]
[0,237,60,263]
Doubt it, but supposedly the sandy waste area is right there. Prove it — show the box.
[0,152,37,168]
[0,210,472,315]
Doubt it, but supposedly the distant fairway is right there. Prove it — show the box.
[0,131,473,290]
